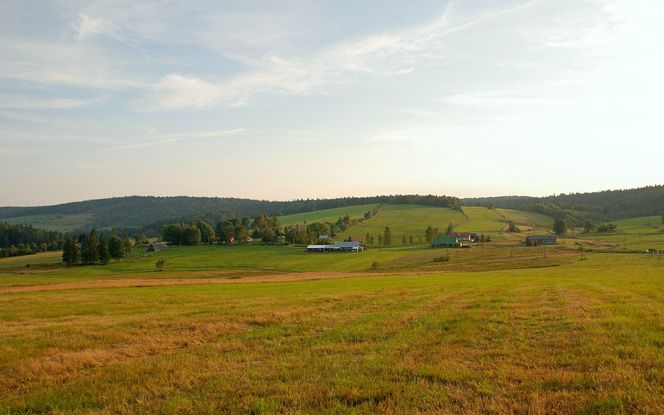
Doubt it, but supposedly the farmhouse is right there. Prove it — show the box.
[306,241,365,253]
[526,235,558,246]
[452,232,478,242]
[147,242,169,252]
[432,236,462,248]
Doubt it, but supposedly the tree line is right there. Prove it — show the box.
[0,223,64,258]
[463,185,664,224]
[62,230,133,266]
[159,214,284,246]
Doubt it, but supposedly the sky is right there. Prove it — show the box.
[1,0,663,206]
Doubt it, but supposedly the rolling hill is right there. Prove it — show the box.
[0,195,458,233]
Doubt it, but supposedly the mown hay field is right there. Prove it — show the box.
[1,251,663,414]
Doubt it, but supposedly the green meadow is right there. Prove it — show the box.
[335,204,468,243]
[278,204,377,227]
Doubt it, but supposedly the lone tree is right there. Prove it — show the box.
[553,218,567,235]
[446,222,454,236]
[583,221,595,233]
[383,227,392,246]
[508,221,520,233]
[425,226,435,242]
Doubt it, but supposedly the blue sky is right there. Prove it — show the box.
[1,0,663,205]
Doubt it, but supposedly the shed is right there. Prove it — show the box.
[148,242,169,252]
[526,235,557,246]
[333,241,364,252]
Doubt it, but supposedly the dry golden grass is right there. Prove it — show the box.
[0,252,663,413]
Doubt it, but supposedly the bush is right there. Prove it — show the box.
[155,259,167,271]
[596,223,617,233]
[433,255,450,263]
[370,261,380,270]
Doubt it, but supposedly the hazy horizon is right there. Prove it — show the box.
[2,0,663,205]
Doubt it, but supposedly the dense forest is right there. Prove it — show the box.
[0,223,64,257]
[0,194,459,232]
[462,185,664,224]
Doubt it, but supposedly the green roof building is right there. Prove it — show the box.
[431,236,461,248]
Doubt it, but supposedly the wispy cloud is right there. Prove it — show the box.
[0,94,101,110]
[106,128,246,150]
[135,1,543,111]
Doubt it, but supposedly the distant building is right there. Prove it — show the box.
[147,242,169,252]
[432,236,462,248]
[318,234,330,243]
[452,232,478,242]
[526,235,557,246]
[307,241,365,253]
[334,241,364,252]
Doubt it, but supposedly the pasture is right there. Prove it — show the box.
[278,204,377,227]
[335,204,467,244]
[1,252,663,413]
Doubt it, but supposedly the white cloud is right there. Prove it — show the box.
[72,13,110,39]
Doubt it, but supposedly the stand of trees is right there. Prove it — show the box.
[0,223,64,258]
[160,215,284,246]
[62,230,132,266]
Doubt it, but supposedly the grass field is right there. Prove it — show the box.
[495,209,554,233]
[1,252,664,413]
[3,213,94,232]
[278,204,377,227]
[563,216,664,250]
[456,207,506,235]
[335,204,467,244]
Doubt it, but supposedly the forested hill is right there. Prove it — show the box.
[462,185,664,223]
[0,195,459,232]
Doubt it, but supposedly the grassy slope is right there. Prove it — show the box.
[456,206,506,234]
[3,213,94,232]
[1,253,664,413]
[495,208,554,232]
[278,204,376,227]
[335,204,467,243]
[569,215,664,250]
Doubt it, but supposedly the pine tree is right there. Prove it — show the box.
[446,223,454,235]
[109,236,123,261]
[98,236,110,265]
[383,227,392,246]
